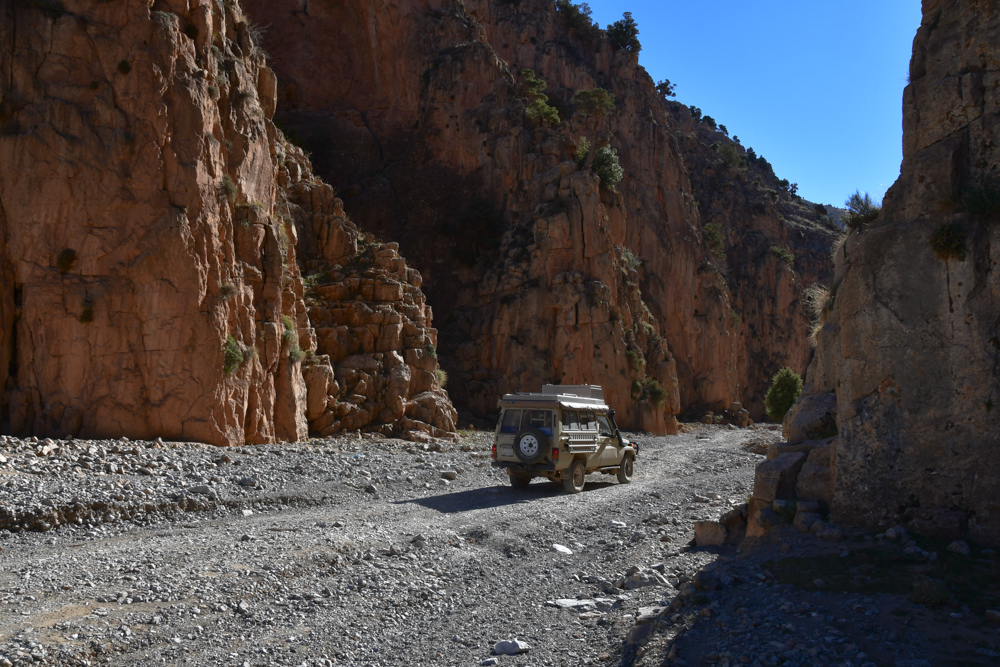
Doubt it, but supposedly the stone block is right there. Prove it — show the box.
[783,391,837,443]
[694,521,727,546]
[753,452,807,503]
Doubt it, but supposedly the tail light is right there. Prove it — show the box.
[552,447,559,461]
[491,443,497,459]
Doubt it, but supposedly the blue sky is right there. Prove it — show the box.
[583,1,922,208]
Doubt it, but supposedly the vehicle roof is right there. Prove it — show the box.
[499,389,609,411]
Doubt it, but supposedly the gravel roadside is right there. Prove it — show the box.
[0,424,771,666]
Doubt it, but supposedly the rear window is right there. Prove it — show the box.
[580,411,597,431]
[500,409,522,434]
[561,410,580,430]
[522,410,553,435]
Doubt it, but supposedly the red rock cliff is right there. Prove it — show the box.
[0,0,455,445]
[242,0,830,427]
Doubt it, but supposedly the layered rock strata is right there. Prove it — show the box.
[242,0,829,428]
[757,0,1000,546]
[0,0,454,445]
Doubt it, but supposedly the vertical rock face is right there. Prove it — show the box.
[242,0,828,427]
[0,0,454,444]
[789,0,1000,545]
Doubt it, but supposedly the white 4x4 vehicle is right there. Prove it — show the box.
[490,385,636,493]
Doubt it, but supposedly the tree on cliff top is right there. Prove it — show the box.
[608,12,641,54]
[521,69,560,126]
[555,0,601,40]
[655,79,676,99]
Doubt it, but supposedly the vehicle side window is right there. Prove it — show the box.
[597,415,613,437]
[500,409,522,434]
[561,410,579,430]
[580,411,597,431]
[522,410,553,435]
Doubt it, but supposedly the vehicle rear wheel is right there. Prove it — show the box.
[616,453,634,484]
[513,427,548,464]
[508,471,531,488]
[562,459,585,494]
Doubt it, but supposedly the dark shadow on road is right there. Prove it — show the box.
[397,479,620,514]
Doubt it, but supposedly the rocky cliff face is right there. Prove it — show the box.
[242,0,829,427]
[0,0,454,445]
[781,0,1000,546]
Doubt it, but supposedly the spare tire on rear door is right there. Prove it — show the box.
[513,427,548,464]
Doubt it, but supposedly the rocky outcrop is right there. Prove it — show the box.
[761,0,1000,546]
[0,0,454,445]
[242,0,829,427]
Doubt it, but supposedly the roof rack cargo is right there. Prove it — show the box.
[542,384,604,400]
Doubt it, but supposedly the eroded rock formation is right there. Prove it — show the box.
[0,0,454,445]
[761,0,1000,546]
[242,0,830,428]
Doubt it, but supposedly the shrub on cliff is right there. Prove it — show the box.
[844,191,881,229]
[765,367,802,422]
[655,79,676,99]
[521,69,560,125]
[592,146,624,188]
[607,12,641,54]
[223,335,244,375]
[703,223,725,259]
[573,88,615,123]
[555,1,601,40]
[930,223,967,261]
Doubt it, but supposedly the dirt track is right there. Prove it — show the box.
[0,425,771,666]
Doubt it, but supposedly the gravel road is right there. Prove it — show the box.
[0,424,773,666]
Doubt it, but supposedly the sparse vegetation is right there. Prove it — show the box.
[642,377,668,408]
[435,368,448,388]
[730,310,740,330]
[844,190,881,229]
[803,285,831,322]
[281,315,295,343]
[592,145,624,188]
[620,246,641,270]
[219,174,237,201]
[521,69,560,125]
[573,88,615,122]
[607,11,641,54]
[626,348,645,372]
[56,248,77,274]
[220,283,237,300]
[223,335,244,375]
[770,246,795,265]
[574,136,591,168]
[425,342,437,358]
[764,367,803,422]
[655,79,676,99]
[554,1,600,40]
[930,223,967,261]
[703,223,725,259]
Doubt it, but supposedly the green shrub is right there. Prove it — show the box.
[620,246,641,270]
[573,88,615,121]
[814,203,828,215]
[57,248,77,274]
[844,190,881,229]
[764,367,802,422]
[702,115,717,131]
[730,310,740,330]
[770,246,795,265]
[592,145,623,188]
[714,141,743,172]
[574,136,591,168]
[555,0,600,39]
[281,315,295,342]
[289,346,306,363]
[643,377,668,408]
[435,368,448,388]
[626,348,644,372]
[607,11,641,54]
[655,79,676,99]
[930,223,967,261]
[219,174,237,200]
[223,335,244,375]
[425,342,437,358]
[521,69,560,125]
[703,223,725,259]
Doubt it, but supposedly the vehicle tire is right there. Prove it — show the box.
[513,427,548,464]
[616,453,634,484]
[508,471,531,488]
[562,459,586,494]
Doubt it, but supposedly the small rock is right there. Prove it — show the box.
[480,659,499,667]
[494,639,530,655]
[189,485,212,495]
[365,483,378,494]
[551,544,573,555]
[440,470,458,480]
[946,540,971,555]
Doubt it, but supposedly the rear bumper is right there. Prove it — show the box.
[491,460,556,473]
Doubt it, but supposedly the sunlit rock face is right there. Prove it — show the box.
[0,0,454,445]
[790,0,1000,545]
[241,0,827,430]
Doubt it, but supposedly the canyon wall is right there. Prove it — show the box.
[784,0,1000,546]
[242,0,830,427]
[0,0,454,445]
